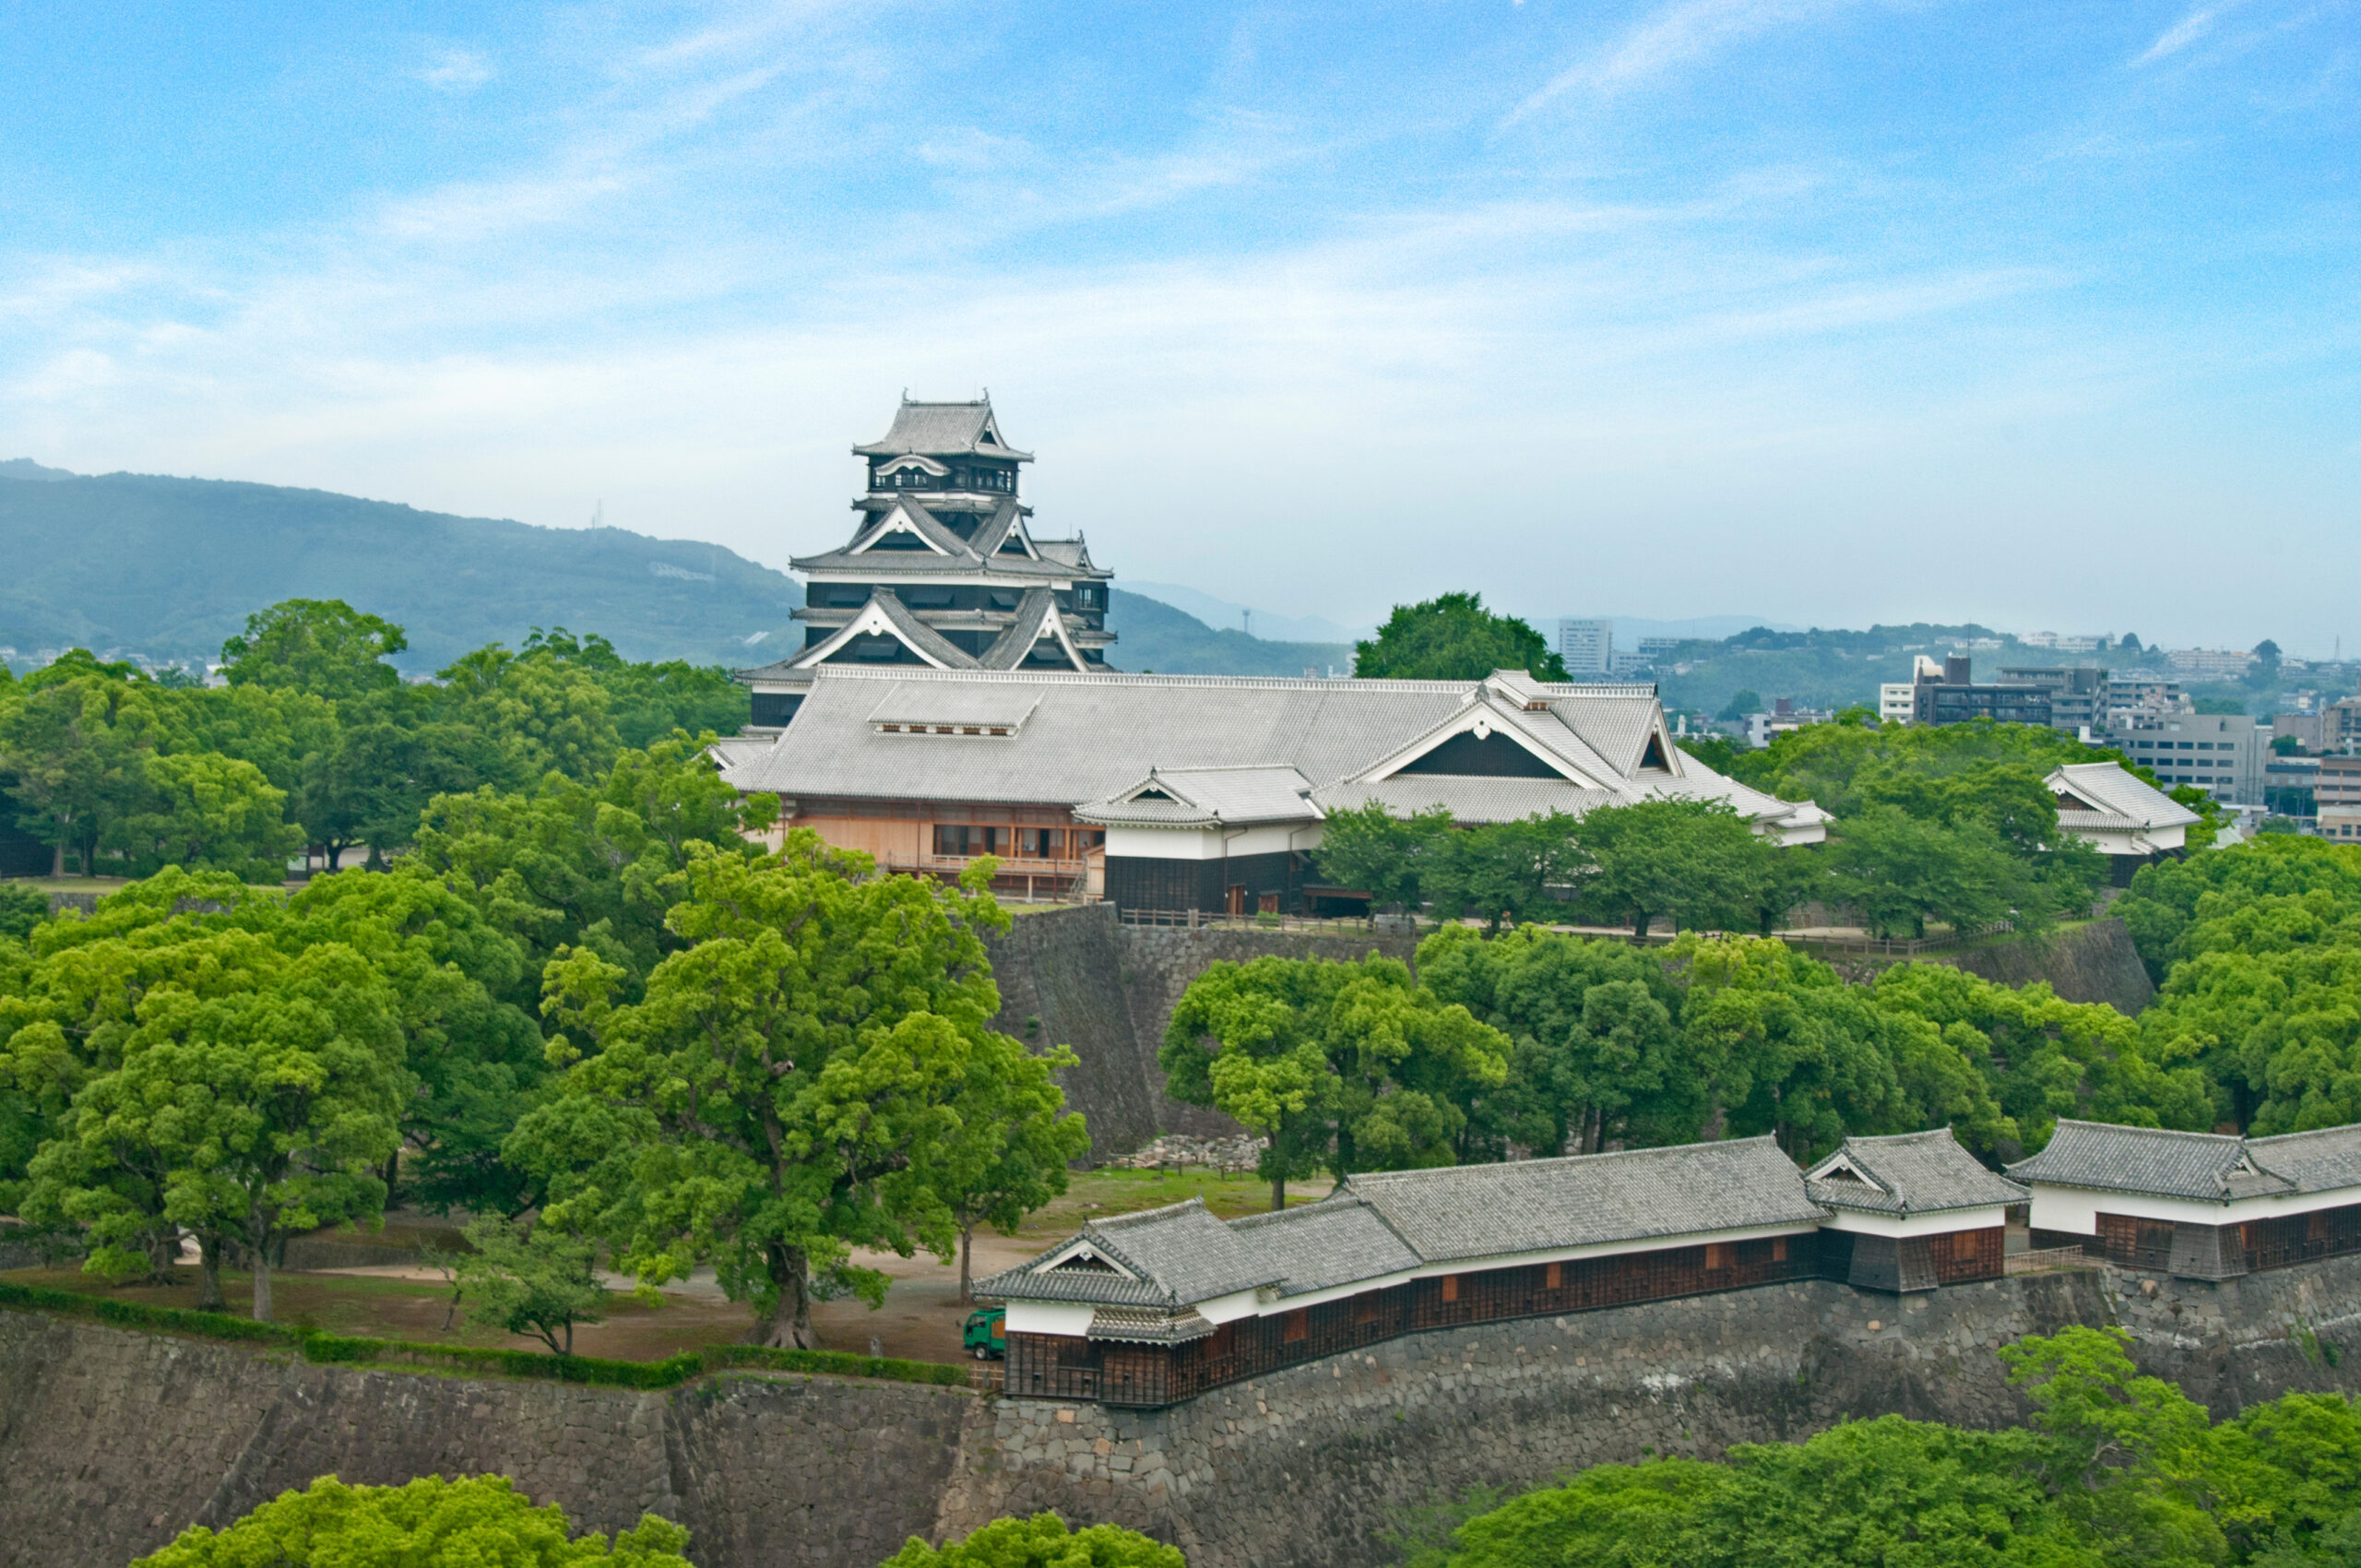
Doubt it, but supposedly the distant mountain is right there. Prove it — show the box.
[0,457,77,482]
[0,469,804,671]
[1107,588,1353,677]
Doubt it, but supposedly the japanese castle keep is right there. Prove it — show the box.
[738,397,1114,727]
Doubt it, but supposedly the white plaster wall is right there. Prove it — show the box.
[1821,1205,2009,1239]
[1102,823,1320,861]
[2029,1182,2361,1234]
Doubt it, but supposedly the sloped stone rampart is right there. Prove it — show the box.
[10,1258,2361,1568]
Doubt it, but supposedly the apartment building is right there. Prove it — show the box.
[2105,711,2268,803]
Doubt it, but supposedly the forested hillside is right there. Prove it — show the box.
[1104,588,1351,676]
[0,469,803,671]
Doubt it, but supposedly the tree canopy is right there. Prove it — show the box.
[884,1514,1184,1568]
[134,1474,693,1568]
[1422,1326,2361,1568]
[1352,593,1570,682]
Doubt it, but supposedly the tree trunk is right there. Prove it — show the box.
[250,1200,273,1322]
[746,1241,820,1348]
[50,841,64,878]
[196,1236,225,1312]
[1270,1171,1286,1212]
[1632,908,1652,938]
[325,843,343,872]
[959,1223,975,1306]
[383,1147,401,1203]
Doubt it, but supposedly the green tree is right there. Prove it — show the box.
[1353,593,1570,682]
[1574,799,1774,937]
[134,1475,692,1568]
[115,751,304,879]
[17,930,407,1317]
[1716,688,1762,722]
[1311,801,1453,916]
[1159,953,1509,1205]
[1417,923,1691,1157]
[1422,814,1590,932]
[440,644,624,783]
[0,672,156,874]
[523,838,1013,1348]
[0,884,47,943]
[1825,806,2027,939]
[456,1216,609,1354]
[884,1513,1183,1568]
[932,1029,1092,1302]
[219,599,408,701]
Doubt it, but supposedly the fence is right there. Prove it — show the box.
[2004,1245,2096,1276]
[1799,921,2016,958]
[1116,909,1389,934]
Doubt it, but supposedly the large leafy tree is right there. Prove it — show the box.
[0,671,157,875]
[1574,798,1775,937]
[439,643,625,784]
[1417,923,1692,1158]
[1353,592,1570,682]
[1423,813,1591,932]
[931,1029,1091,1302]
[1160,953,1509,1206]
[219,598,408,701]
[114,751,304,879]
[14,918,407,1318]
[1311,801,1453,915]
[523,838,1021,1348]
[136,1475,691,1568]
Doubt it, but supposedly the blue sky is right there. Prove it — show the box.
[1,2,2355,653]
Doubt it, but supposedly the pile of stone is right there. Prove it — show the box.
[1104,1134,1269,1175]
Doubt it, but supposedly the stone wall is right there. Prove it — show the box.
[7,1257,2361,1568]
[1940,918,2155,1015]
[0,1311,967,1568]
[981,909,1416,1155]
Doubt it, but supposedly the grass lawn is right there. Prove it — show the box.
[1015,1167,1334,1238]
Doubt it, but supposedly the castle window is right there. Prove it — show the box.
[1440,1275,1459,1303]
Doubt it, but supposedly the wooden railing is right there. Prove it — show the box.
[1117,909,1385,934]
[2004,1245,2096,1276]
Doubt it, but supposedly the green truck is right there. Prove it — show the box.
[962,1305,1006,1360]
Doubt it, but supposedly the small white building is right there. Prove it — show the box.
[1803,1129,2029,1292]
[2009,1120,2361,1280]
[2045,761,2201,877]
[1878,682,1916,726]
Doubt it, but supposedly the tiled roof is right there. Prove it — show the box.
[1804,1129,2027,1215]
[979,588,1084,671]
[2006,1119,2284,1201]
[2047,763,2201,830]
[1338,1136,1826,1265]
[722,666,1820,831]
[975,1198,1281,1308]
[2243,1125,2361,1195]
[853,398,1034,461]
[864,683,1042,731]
[1230,1197,1422,1297]
[1078,766,1321,828]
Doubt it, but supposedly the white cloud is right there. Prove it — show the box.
[2135,5,2229,65]
[420,45,495,92]
[1507,0,1866,123]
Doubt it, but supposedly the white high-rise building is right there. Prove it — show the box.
[1558,618,1612,677]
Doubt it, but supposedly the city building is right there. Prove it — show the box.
[1743,699,1833,748]
[2016,632,2110,653]
[2273,712,2327,754]
[717,666,1830,912]
[1999,666,2106,734]
[2319,807,2361,843]
[1557,618,1612,677]
[2264,755,2319,820]
[2045,762,2202,878]
[1910,656,2051,728]
[2316,757,2361,819]
[1878,681,1916,726]
[2011,1121,2361,1280]
[2326,698,2361,753]
[733,398,1114,728]
[2104,711,2268,802]
[2107,675,2190,716]
[2165,647,2257,682]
